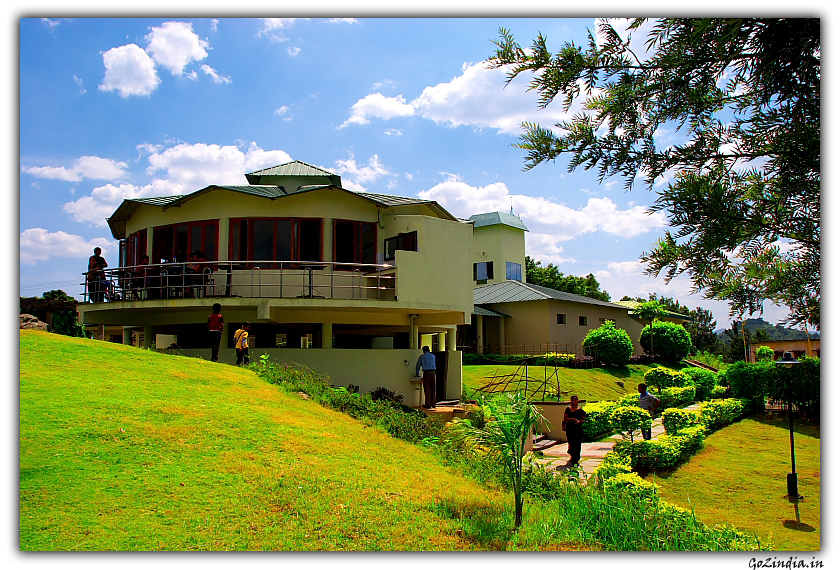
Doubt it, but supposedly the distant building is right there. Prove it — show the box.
[749,339,820,362]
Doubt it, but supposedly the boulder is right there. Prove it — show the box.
[20,314,48,331]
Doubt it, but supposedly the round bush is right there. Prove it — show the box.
[640,321,692,363]
[582,321,634,366]
[643,366,688,390]
[682,367,716,401]
[610,406,652,441]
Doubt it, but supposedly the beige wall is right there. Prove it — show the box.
[170,347,462,405]
[472,224,526,286]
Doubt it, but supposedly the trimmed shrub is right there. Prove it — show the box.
[697,398,749,431]
[644,367,688,391]
[610,406,652,442]
[640,321,692,363]
[581,400,619,440]
[603,472,660,502]
[756,345,775,362]
[593,452,633,487]
[582,321,634,366]
[662,408,700,434]
[614,425,706,471]
[682,367,717,401]
[721,361,774,411]
[710,385,729,399]
[658,385,696,409]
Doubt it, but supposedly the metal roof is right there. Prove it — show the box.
[473,305,510,318]
[474,280,630,309]
[469,211,529,231]
[245,160,337,178]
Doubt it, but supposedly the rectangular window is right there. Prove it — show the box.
[125,229,147,267]
[152,220,218,264]
[506,261,522,281]
[557,313,566,325]
[474,261,494,283]
[384,231,418,261]
[229,218,323,264]
[333,220,377,268]
[579,316,588,326]
[275,333,287,348]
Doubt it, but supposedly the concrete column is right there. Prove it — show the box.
[409,315,418,349]
[437,332,446,352]
[143,326,154,349]
[122,327,133,345]
[447,327,457,351]
[99,325,106,341]
[476,314,484,354]
[499,317,506,356]
[321,322,333,348]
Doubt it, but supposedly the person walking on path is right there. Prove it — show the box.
[638,383,660,440]
[207,303,224,362]
[234,322,250,366]
[563,395,586,466]
[415,346,436,409]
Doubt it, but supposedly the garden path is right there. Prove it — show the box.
[536,402,704,480]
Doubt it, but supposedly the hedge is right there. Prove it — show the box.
[581,400,620,440]
[681,367,717,401]
[697,398,749,431]
[658,385,696,409]
[644,367,688,390]
[662,408,699,434]
[614,425,706,471]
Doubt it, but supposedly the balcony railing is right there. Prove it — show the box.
[82,260,397,303]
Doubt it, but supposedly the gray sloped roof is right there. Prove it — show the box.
[469,211,529,231]
[245,160,336,178]
[473,305,510,318]
[613,299,693,321]
[474,280,630,310]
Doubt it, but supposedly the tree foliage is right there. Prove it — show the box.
[488,18,819,329]
[640,321,692,363]
[582,321,634,366]
[685,307,720,355]
[525,256,611,301]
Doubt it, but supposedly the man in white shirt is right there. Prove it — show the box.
[415,346,436,409]
[638,383,660,440]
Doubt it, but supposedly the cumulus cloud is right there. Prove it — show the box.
[201,64,231,84]
[340,61,576,134]
[145,21,209,76]
[22,156,129,182]
[326,18,358,24]
[99,44,160,97]
[287,46,301,57]
[20,228,113,265]
[61,142,292,227]
[332,154,394,190]
[384,128,402,136]
[257,18,296,42]
[418,177,667,242]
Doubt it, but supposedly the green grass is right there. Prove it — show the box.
[21,330,553,551]
[645,413,820,551]
[462,363,660,402]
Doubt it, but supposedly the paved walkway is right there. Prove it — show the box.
[533,403,704,480]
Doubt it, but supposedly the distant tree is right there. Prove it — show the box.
[525,256,611,301]
[755,345,774,362]
[722,321,752,363]
[685,307,720,355]
[488,18,820,329]
[635,301,665,357]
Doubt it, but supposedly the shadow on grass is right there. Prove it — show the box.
[748,412,820,439]
[431,498,514,550]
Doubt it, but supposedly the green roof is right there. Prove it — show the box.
[469,212,528,231]
[245,160,336,178]
[474,280,629,309]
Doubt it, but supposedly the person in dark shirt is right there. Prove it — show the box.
[87,247,108,302]
[207,303,224,362]
[563,395,587,466]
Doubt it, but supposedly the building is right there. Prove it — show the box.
[749,339,820,362]
[78,160,473,406]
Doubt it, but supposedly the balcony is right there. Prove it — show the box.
[83,260,397,304]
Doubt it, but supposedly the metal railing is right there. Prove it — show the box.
[82,260,397,303]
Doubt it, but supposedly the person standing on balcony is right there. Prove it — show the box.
[415,346,436,409]
[87,247,108,302]
[207,303,224,362]
[234,322,250,366]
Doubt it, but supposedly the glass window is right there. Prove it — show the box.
[474,261,494,283]
[334,220,377,267]
[557,313,566,325]
[506,261,522,281]
[229,218,322,263]
[384,231,418,261]
[579,316,588,326]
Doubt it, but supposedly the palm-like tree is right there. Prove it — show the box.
[636,301,666,359]
[445,392,546,528]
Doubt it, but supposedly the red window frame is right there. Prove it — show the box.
[333,219,377,270]
[152,220,219,264]
[228,217,323,267]
[125,229,147,268]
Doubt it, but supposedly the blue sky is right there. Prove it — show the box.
[18,15,800,328]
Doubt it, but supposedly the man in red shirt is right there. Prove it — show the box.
[207,303,224,362]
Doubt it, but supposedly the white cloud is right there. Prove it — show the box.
[339,93,416,128]
[41,18,62,30]
[20,228,113,265]
[384,128,402,136]
[73,75,86,94]
[99,44,160,97]
[418,178,667,241]
[210,19,219,32]
[274,106,290,116]
[145,21,209,76]
[340,61,576,134]
[257,18,296,42]
[372,79,396,90]
[201,64,231,84]
[287,47,301,57]
[22,156,129,182]
[332,154,394,188]
[326,18,358,24]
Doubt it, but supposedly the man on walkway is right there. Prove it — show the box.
[638,383,660,440]
[415,346,436,409]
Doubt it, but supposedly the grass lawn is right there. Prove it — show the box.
[645,413,820,551]
[462,363,659,402]
[20,330,589,551]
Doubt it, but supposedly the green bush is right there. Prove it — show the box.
[658,385,697,409]
[662,408,700,434]
[710,385,729,399]
[682,367,717,401]
[582,321,634,366]
[643,366,688,391]
[721,361,773,411]
[640,321,692,363]
[697,398,749,431]
[603,472,660,502]
[769,357,820,419]
[615,425,706,471]
[592,452,633,487]
[610,406,652,442]
[755,345,775,362]
[581,400,619,440]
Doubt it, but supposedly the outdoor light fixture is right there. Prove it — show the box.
[775,351,803,500]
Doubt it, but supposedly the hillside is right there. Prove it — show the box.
[716,318,819,342]
[20,331,529,551]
